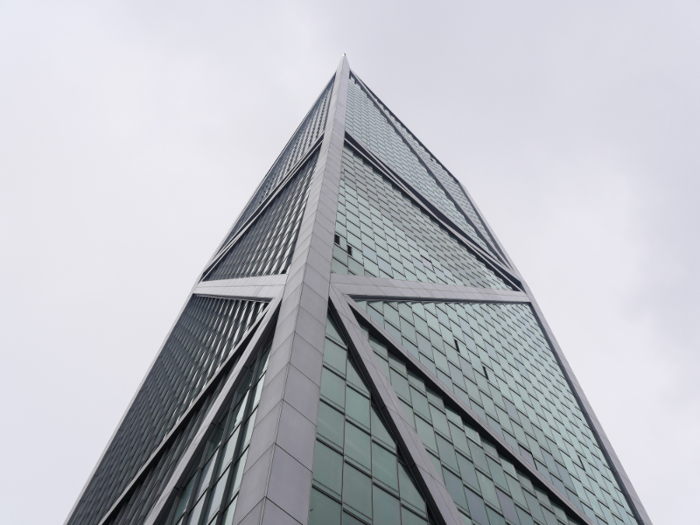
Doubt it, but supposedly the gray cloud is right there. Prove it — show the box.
[1,1,697,523]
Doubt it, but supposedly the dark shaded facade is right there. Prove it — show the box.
[65,57,651,525]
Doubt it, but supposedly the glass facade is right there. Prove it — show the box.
[205,150,317,281]
[345,75,498,260]
[225,77,333,242]
[66,59,647,525]
[353,77,504,262]
[354,300,636,525]
[161,341,272,525]
[361,322,585,525]
[333,145,510,290]
[67,297,267,525]
[309,313,433,525]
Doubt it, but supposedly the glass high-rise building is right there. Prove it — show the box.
[65,57,651,525]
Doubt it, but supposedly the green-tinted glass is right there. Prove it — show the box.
[346,387,370,428]
[373,485,401,525]
[343,464,372,518]
[321,368,346,408]
[345,423,371,471]
[308,488,341,525]
[312,441,343,496]
[372,442,399,491]
[317,401,345,449]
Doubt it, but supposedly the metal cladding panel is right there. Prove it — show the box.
[67,297,267,525]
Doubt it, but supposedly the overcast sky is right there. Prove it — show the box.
[1,1,698,524]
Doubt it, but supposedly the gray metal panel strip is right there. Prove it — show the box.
[194,275,288,301]
[330,274,530,303]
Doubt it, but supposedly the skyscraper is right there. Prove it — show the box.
[65,57,651,525]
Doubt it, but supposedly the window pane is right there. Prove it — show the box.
[486,507,507,525]
[465,488,489,525]
[317,402,345,449]
[371,407,395,450]
[345,423,371,470]
[173,475,196,523]
[372,442,398,490]
[347,359,369,395]
[373,485,401,525]
[414,417,437,452]
[496,489,520,525]
[221,428,240,469]
[221,497,237,525]
[398,463,426,514]
[456,454,479,490]
[346,387,370,428]
[443,468,468,510]
[402,506,429,525]
[187,495,206,525]
[312,441,343,496]
[309,488,341,525]
[324,338,347,374]
[342,512,365,525]
[196,451,219,500]
[321,368,346,408]
[476,471,499,508]
[205,467,230,523]
[343,464,372,518]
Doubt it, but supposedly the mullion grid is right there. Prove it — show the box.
[353,74,503,262]
[357,315,586,525]
[67,298,268,525]
[332,145,509,291]
[309,311,434,525]
[344,74,496,259]
[204,150,318,281]
[351,298,635,525]
[224,77,334,243]
[105,369,232,525]
[166,342,273,525]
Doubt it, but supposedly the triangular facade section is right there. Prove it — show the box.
[332,145,514,290]
[344,73,504,265]
[205,150,318,281]
[308,313,435,525]
[352,299,638,525]
[222,77,334,247]
[350,75,507,263]
[66,297,270,525]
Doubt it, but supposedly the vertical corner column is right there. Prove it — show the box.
[231,57,350,525]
